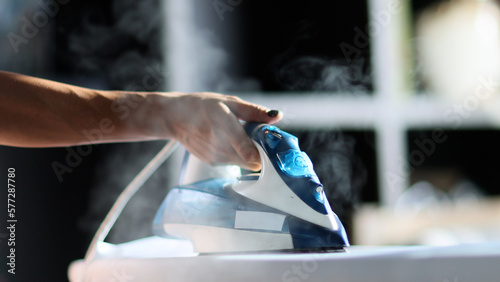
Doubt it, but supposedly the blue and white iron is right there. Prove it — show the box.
[152,122,350,253]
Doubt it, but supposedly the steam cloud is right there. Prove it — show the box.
[297,130,368,221]
[275,56,371,92]
[188,29,262,93]
[68,0,163,91]
[269,20,372,93]
[78,142,174,244]
[272,21,371,222]
[68,0,171,243]
[72,0,371,243]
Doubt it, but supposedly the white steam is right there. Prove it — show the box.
[68,0,163,91]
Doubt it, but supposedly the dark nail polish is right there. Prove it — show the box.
[267,110,279,117]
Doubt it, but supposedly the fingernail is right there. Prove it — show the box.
[267,110,280,117]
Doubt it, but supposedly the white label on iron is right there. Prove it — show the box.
[234,211,286,231]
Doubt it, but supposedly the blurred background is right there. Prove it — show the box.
[1,0,500,281]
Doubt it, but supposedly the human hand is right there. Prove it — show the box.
[159,92,282,171]
[0,71,281,162]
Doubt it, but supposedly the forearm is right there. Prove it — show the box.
[0,71,169,147]
[0,71,282,170]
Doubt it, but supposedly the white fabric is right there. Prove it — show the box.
[69,236,500,282]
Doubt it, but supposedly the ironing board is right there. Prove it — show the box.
[68,236,500,282]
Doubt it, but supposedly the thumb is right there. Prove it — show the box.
[225,97,283,123]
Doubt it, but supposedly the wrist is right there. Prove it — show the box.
[106,91,181,142]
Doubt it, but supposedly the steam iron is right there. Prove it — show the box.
[153,122,349,253]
